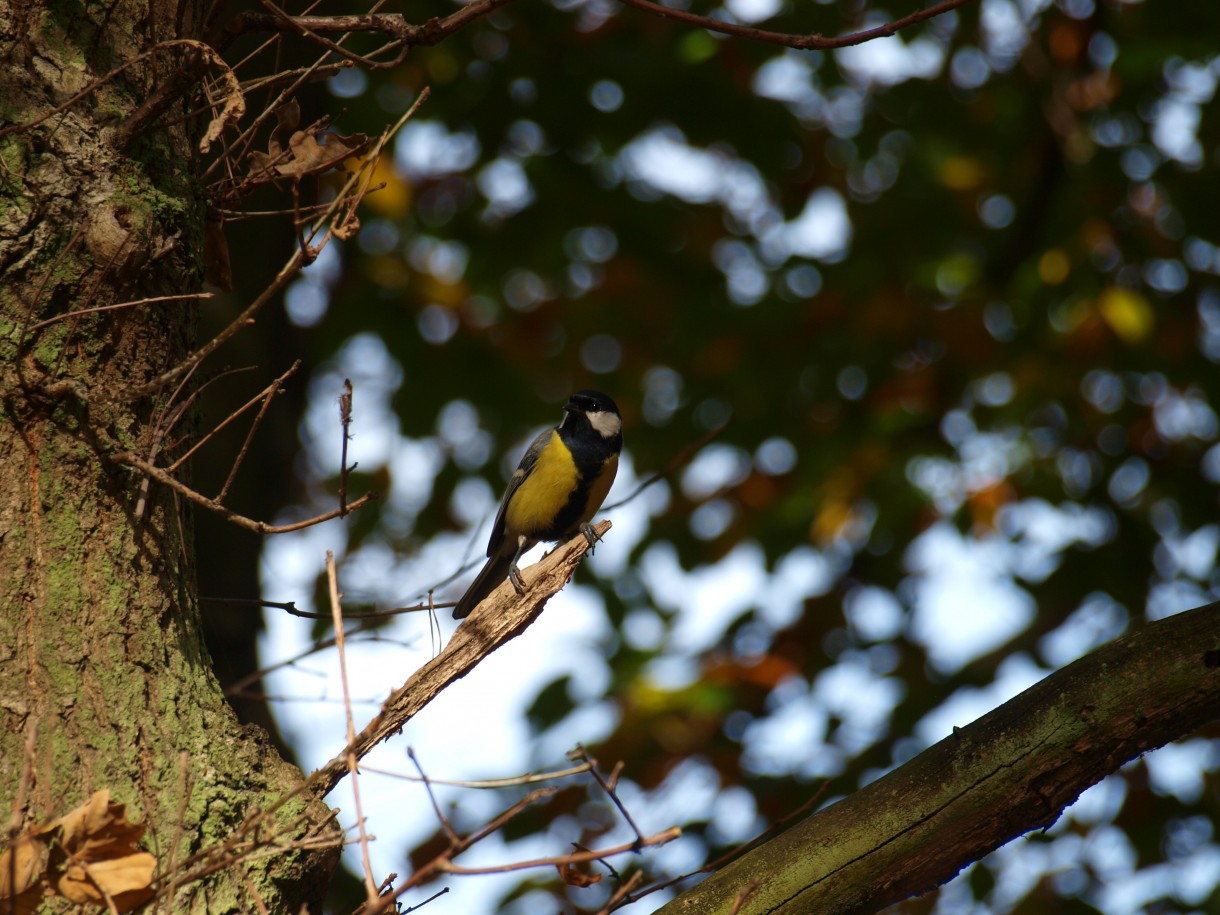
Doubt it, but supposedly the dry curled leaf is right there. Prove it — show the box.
[557,861,603,888]
[196,44,246,155]
[0,790,156,914]
[248,123,372,182]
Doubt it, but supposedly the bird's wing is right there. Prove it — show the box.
[486,426,554,558]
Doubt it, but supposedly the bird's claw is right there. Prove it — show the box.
[579,522,601,553]
[508,564,526,594]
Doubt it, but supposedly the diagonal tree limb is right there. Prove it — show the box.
[311,521,612,797]
[659,601,1220,914]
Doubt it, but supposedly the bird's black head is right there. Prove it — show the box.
[564,390,622,440]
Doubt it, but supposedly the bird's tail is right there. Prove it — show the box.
[452,551,515,619]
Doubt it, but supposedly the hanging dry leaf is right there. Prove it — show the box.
[275,98,302,134]
[196,43,246,155]
[248,124,372,183]
[556,861,603,887]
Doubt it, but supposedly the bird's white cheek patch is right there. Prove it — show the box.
[588,411,622,439]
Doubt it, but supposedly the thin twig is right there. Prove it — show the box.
[407,749,460,844]
[614,0,973,50]
[595,869,646,915]
[619,785,828,906]
[166,362,299,474]
[604,423,726,512]
[338,378,353,516]
[363,789,559,914]
[201,594,438,620]
[570,746,643,846]
[228,0,520,48]
[214,362,301,500]
[112,451,377,534]
[358,760,594,790]
[23,293,212,334]
[440,828,683,875]
[261,0,408,69]
[327,553,380,906]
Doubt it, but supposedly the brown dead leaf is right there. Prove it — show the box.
[275,98,302,134]
[57,853,157,909]
[248,123,372,183]
[556,861,603,887]
[0,835,49,913]
[0,790,157,913]
[196,43,246,155]
[54,789,148,859]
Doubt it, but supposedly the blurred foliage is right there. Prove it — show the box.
[203,0,1220,910]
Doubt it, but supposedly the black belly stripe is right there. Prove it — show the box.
[547,425,619,540]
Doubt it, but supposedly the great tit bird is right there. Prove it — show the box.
[452,390,623,620]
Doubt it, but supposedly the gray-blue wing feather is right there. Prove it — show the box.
[486,426,553,557]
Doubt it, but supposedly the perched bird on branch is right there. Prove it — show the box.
[453,390,622,620]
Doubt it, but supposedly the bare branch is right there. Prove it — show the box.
[358,760,595,790]
[569,747,644,848]
[338,378,353,516]
[439,828,683,875]
[166,361,299,476]
[311,521,613,796]
[615,0,973,51]
[326,553,380,907]
[23,293,212,335]
[111,451,376,534]
[227,0,520,49]
[658,601,1220,914]
[259,0,408,70]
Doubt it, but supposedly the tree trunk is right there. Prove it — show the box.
[0,0,338,910]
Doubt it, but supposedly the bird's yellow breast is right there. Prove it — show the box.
[504,432,579,536]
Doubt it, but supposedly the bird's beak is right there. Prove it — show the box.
[564,401,581,415]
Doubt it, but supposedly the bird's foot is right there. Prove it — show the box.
[508,564,526,594]
[579,522,602,553]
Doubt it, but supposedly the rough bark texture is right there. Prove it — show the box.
[0,0,338,910]
[659,602,1220,914]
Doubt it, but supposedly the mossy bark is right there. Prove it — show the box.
[0,0,338,910]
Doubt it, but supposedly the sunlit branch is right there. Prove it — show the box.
[311,521,612,796]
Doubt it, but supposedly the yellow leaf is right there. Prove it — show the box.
[1098,287,1154,342]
